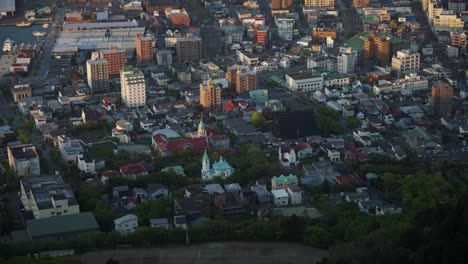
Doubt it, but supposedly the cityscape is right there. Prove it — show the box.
[0,0,467,263]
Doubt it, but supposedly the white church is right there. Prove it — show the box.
[201,150,235,181]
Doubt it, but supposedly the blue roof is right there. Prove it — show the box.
[212,156,233,170]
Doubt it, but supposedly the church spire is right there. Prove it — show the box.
[197,117,207,138]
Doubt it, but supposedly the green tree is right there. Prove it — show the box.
[93,201,115,232]
[133,199,171,226]
[304,225,330,248]
[250,111,265,127]
[346,116,360,129]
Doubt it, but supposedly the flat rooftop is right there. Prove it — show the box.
[0,0,15,12]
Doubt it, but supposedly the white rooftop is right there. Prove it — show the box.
[0,0,15,12]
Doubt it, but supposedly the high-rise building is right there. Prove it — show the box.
[165,7,190,27]
[157,50,173,66]
[120,66,146,108]
[337,47,357,74]
[433,12,465,32]
[364,34,391,67]
[391,49,420,76]
[353,0,368,8]
[304,0,334,8]
[448,0,466,14]
[236,70,256,94]
[253,25,269,44]
[271,0,293,10]
[100,47,126,78]
[136,33,154,64]
[450,32,468,48]
[431,82,453,116]
[175,36,202,64]
[226,64,250,89]
[86,58,109,93]
[200,79,222,110]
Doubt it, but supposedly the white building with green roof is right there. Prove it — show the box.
[201,150,234,181]
[120,65,146,108]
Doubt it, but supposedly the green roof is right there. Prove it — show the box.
[324,72,349,80]
[26,212,99,238]
[344,32,370,52]
[272,174,298,184]
[270,75,284,84]
[162,165,184,175]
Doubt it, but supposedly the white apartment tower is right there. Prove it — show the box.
[337,47,357,74]
[86,58,109,94]
[120,65,146,108]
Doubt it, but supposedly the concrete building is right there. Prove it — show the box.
[200,79,222,110]
[120,66,146,108]
[271,0,293,10]
[431,82,453,116]
[275,17,294,41]
[253,25,269,44]
[285,72,324,92]
[11,84,32,103]
[100,47,126,78]
[165,7,190,27]
[226,64,250,89]
[175,36,202,63]
[391,49,420,75]
[157,50,172,66]
[114,214,138,235]
[364,34,391,67]
[58,135,84,163]
[433,11,465,32]
[304,0,334,8]
[448,0,466,14]
[337,47,357,74]
[286,184,302,205]
[0,0,15,16]
[353,0,368,8]
[136,34,154,64]
[7,143,40,177]
[86,58,109,93]
[20,175,80,219]
[236,70,256,94]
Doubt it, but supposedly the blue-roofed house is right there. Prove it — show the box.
[150,218,170,229]
[161,165,185,176]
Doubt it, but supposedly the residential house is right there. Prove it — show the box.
[174,215,188,229]
[57,135,84,163]
[161,165,185,176]
[286,184,302,205]
[77,152,96,174]
[208,134,230,149]
[203,184,225,195]
[345,193,370,203]
[358,200,384,214]
[215,192,246,217]
[250,185,271,204]
[133,188,147,202]
[116,119,133,132]
[119,163,149,179]
[271,174,298,190]
[271,189,289,206]
[278,144,298,167]
[376,204,402,216]
[150,218,170,229]
[146,183,169,199]
[114,214,139,235]
[101,170,120,184]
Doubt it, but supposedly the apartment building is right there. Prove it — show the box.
[304,0,334,8]
[433,12,465,32]
[120,66,146,108]
[391,49,420,75]
[432,82,453,116]
[275,17,294,41]
[165,7,190,27]
[364,34,391,67]
[136,34,154,64]
[271,0,293,10]
[86,58,109,93]
[285,72,324,92]
[175,36,202,63]
[236,70,257,94]
[353,0,368,8]
[450,32,468,48]
[227,64,250,89]
[200,79,222,110]
[253,25,269,44]
[7,143,40,177]
[99,47,126,78]
[20,175,80,219]
[157,50,173,66]
[337,47,357,74]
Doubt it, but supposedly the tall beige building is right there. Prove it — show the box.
[86,58,109,94]
[236,70,257,94]
[200,79,222,110]
[304,0,334,7]
[391,49,420,75]
[120,66,146,108]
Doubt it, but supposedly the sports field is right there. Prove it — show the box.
[80,241,328,264]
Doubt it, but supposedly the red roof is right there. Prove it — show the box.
[102,98,114,107]
[294,142,311,152]
[224,100,236,112]
[102,170,120,178]
[335,174,356,184]
[345,141,357,152]
[280,143,292,153]
[209,134,229,141]
[357,152,368,161]
[120,163,148,176]
[159,137,209,153]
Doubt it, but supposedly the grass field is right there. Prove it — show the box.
[88,142,114,160]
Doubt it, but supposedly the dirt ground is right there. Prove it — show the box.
[80,241,328,264]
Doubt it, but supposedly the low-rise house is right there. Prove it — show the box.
[133,188,147,202]
[278,144,298,167]
[174,198,204,218]
[114,214,138,235]
[353,129,372,146]
[150,218,170,229]
[250,185,270,204]
[334,174,356,185]
[358,200,385,214]
[224,183,242,196]
[203,184,225,195]
[58,135,84,163]
[303,159,337,176]
[116,119,133,132]
[77,152,96,174]
[161,165,185,176]
[345,193,370,203]
[112,185,130,199]
[101,170,120,185]
[119,163,149,179]
[146,183,169,199]
[215,192,246,217]
[376,204,402,216]
[271,174,298,190]
[286,184,302,205]
[271,189,289,206]
[208,134,230,149]
[174,215,188,229]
